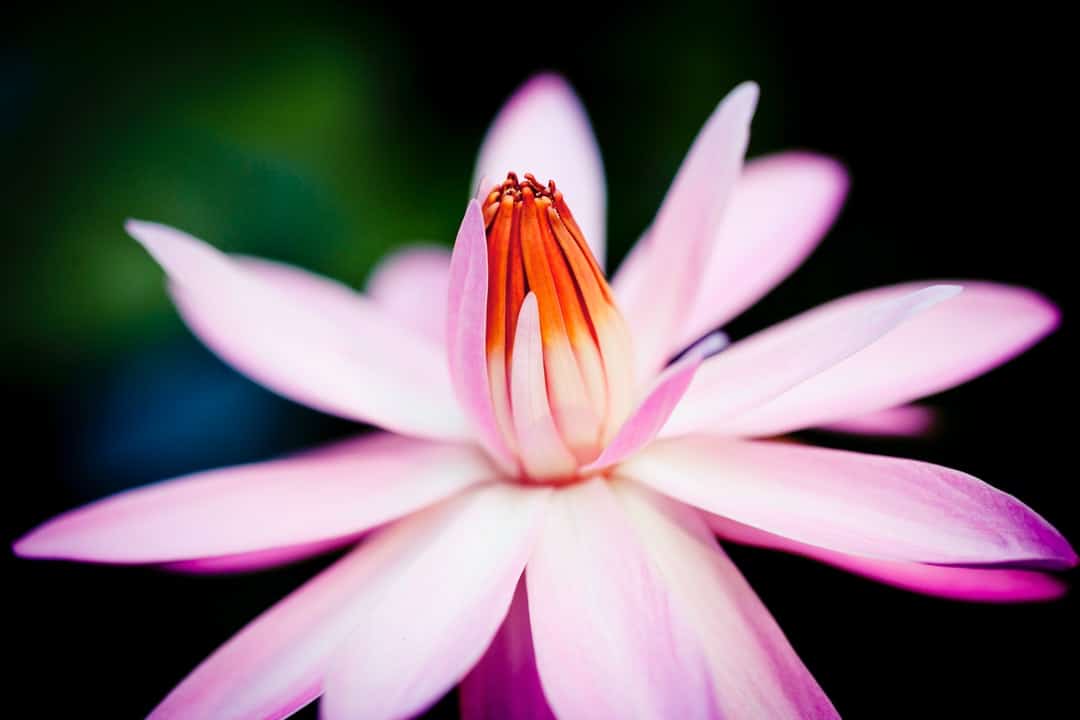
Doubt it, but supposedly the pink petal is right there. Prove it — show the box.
[459,578,557,720]
[366,245,451,345]
[231,255,369,321]
[708,514,1067,603]
[126,220,470,439]
[816,404,939,438]
[147,484,547,720]
[510,294,578,478]
[613,481,838,717]
[722,282,1061,437]
[679,152,848,345]
[624,437,1077,568]
[613,152,849,353]
[526,479,716,718]
[473,73,607,267]
[581,335,717,472]
[662,285,961,437]
[620,82,759,382]
[446,202,516,472]
[164,536,360,574]
[320,484,550,720]
[14,434,490,564]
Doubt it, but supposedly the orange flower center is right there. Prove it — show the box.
[482,173,634,477]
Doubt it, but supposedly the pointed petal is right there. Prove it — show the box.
[662,285,961,437]
[320,484,550,720]
[678,152,849,345]
[126,220,469,439]
[526,479,716,719]
[816,404,939,438]
[724,282,1061,437]
[473,74,607,267]
[621,82,759,381]
[625,437,1077,568]
[613,152,848,352]
[581,336,716,472]
[708,514,1067,603]
[510,294,579,478]
[366,245,451,345]
[146,485,545,720]
[459,579,557,720]
[14,434,491,564]
[613,481,838,718]
[446,202,516,472]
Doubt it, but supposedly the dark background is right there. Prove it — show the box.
[4,3,1075,717]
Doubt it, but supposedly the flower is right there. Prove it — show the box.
[14,73,1075,719]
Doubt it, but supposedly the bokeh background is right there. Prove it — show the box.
[5,3,1076,717]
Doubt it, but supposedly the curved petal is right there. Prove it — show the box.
[662,285,961,437]
[510,294,578,478]
[459,578,557,720]
[366,245,451,345]
[126,220,470,439]
[816,404,939,438]
[613,481,838,718]
[165,536,358,574]
[620,82,759,381]
[321,484,550,720]
[147,484,547,720]
[678,152,848,345]
[581,334,718,472]
[722,282,1061,437]
[708,515,1067,603]
[526,479,716,719]
[446,202,516,472]
[473,73,607,267]
[624,437,1077,568]
[14,434,491,564]
[613,152,849,353]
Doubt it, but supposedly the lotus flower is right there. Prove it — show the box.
[14,74,1075,719]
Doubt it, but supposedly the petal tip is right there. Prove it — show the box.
[956,282,1062,344]
[494,73,583,126]
[515,71,574,100]
[457,199,487,249]
[11,534,35,559]
[730,80,761,114]
[124,218,198,274]
[1014,287,1062,338]
[124,218,166,246]
[1056,540,1079,569]
[1018,534,1079,571]
[1037,574,1071,602]
[789,151,851,194]
[11,525,59,560]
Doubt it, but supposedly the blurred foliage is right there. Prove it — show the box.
[3,2,786,380]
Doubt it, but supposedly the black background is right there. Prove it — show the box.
[4,3,1076,718]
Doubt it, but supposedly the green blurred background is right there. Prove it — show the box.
[5,3,786,378]
[5,3,1075,718]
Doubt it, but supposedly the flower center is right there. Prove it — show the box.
[482,172,634,482]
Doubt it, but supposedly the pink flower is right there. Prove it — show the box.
[15,74,1075,719]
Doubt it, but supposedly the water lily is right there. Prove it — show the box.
[15,74,1074,719]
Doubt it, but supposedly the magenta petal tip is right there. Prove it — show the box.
[12,522,66,561]
[12,533,39,559]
